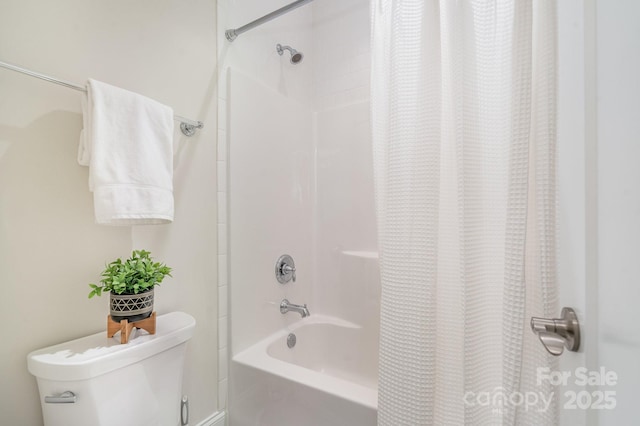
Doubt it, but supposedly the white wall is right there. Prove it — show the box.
[0,1,218,424]
[595,1,640,424]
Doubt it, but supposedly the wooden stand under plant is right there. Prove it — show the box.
[107,311,157,344]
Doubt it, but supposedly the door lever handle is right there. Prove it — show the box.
[531,307,580,356]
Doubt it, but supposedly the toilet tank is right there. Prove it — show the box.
[27,311,196,426]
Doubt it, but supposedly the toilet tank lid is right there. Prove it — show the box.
[27,311,196,382]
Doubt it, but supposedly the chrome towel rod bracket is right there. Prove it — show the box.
[0,60,203,137]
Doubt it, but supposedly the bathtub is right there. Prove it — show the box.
[229,315,378,426]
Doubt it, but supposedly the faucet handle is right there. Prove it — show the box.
[275,254,296,284]
[282,264,296,282]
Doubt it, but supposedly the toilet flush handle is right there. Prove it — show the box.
[44,391,76,404]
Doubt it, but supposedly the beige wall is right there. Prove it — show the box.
[0,1,218,424]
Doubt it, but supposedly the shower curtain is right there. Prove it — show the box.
[371,0,558,425]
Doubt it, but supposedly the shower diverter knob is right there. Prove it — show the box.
[275,254,296,284]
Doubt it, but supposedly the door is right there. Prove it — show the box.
[557,1,639,425]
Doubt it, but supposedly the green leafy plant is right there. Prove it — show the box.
[88,250,172,298]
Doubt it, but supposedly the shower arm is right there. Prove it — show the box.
[225,0,314,42]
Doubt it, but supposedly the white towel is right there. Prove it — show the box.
[78,79,175,225]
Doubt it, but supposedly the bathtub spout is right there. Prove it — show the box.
[280,299,310,318]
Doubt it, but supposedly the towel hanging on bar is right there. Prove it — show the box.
[79,79,176,225]
[0,59,203,136]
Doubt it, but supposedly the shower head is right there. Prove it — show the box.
[276,44,304,64]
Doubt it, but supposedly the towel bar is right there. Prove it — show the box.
[0,59,203,136]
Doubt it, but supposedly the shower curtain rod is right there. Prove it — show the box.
[225,0,314,42]
[0,60,204,136]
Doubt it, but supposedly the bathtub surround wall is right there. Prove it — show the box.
[311,0,371,111]
[311,0,376,333]
[219,0,374,423]
[226,67,379,425]
[217,0,314,413]
[228,69,314,355]
[0,1,219,424]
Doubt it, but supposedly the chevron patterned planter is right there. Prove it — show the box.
[110,289,154,322]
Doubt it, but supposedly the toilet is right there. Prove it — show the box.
[27,311,195,426]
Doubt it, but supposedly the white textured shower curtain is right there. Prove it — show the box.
[371,0,558,424]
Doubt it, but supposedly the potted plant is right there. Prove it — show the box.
[88,250,172,322]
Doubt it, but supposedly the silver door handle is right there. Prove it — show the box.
[530,307,580,356]
[44,391,77,404]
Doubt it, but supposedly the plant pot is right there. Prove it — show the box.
[110,289,154,322]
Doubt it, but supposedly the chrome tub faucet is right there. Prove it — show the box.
[280,299,310,318]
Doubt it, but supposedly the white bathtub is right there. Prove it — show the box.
[230,315,378,426]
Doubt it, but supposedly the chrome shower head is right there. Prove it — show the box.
[276,43,304,64]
